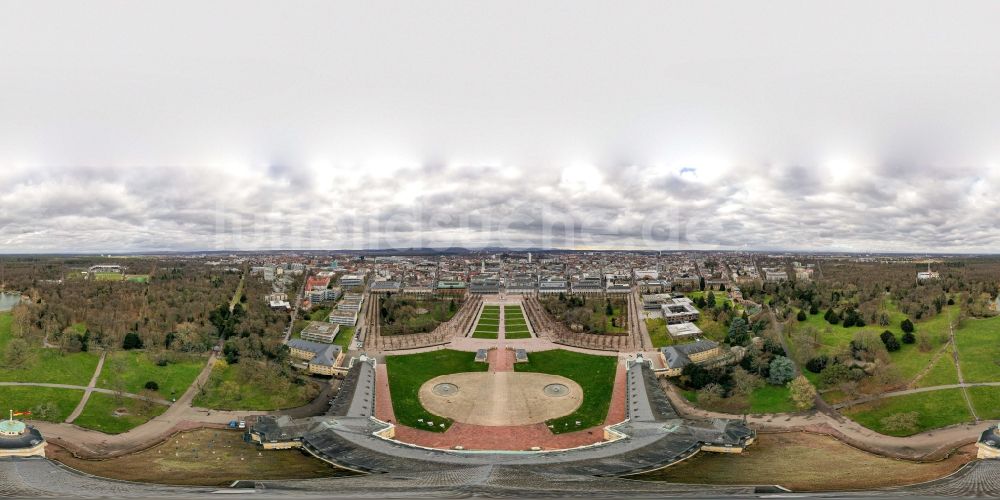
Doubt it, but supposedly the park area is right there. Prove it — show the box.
[0,311,100,385]
[380,296,459,335]
[193,359,320,411]
[503,304,532,339]
[73,392,169,434]
[513,349,618,433]
[472,305,500,339]
[97,351,205,400]
[48,428,352,486]
[828,306,1000,436]
[384,349,488,431]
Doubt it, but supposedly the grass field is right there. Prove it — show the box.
[646,318,673,348]
[954,316,1000,383]
[472,305,501,339]
[97,351,205,399]
[73,392,168,434]
[0,386,83,422]
[334,325,355,349]
[683,384,797,414]
[125,274,150,283]
[914,347,960,388]
[193,361,318,411]
[748,385,798,414]
[0,313,12,349]
[513,349,618,433]
[791,303,954,387]
[842,388,974,436]
[968,386,1000,420]
[503,305,532,339]
[1,312,101,385]
[384,349,488,431]
[93,272,124,281]
[633,432,974,491]
[0,348,100,386]
[49,428,351,486]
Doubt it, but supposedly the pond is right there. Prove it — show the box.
[0,292,22,312]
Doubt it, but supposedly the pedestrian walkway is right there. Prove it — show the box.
[66,351,107,423]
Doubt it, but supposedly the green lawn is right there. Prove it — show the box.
[0,386,83,423]
[125,274,150,283]
[1,312,101,385]
[193,361,318,411]
[513,349,618,433]
[93,272,124,281]
[842,388,974,436]
[503,305,532,339]
[791,303,954,386]
[0,313,12,350]
[913,347,960,388]
[646,318,673,348]
[97,351,205,399]
[968,386,1000,420]
[748,385,798,414]
[384,350,488,432]
[73,392,168,434]
[0,349,100,386]
[954,316,1000,383]
[473,306,501,339]
[334,326,355,350]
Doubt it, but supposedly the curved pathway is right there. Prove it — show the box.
[28,353,264,459]
[660,379,998,461]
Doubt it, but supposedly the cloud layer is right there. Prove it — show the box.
[2,1,1000,252]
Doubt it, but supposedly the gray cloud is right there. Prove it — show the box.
[3,1,1000,252]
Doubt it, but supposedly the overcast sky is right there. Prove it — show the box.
[3,1,1000,253]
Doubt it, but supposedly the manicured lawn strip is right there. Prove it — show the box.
[968,386,1000,420]
[193,361,317,411]
[334,326,355,350]
[914,347,959,388]
[97,351,204,399]
[505,329,532,339]
[748,385,797,414]
[513,349,617,433]
[472,307,501,339]
[646,318,675,348]
[74,392,168,434]
[0,386,83,422]
[0,349,100,386]
[954,316,1000,383]
[842,389,973,436]
[384,350,488,432]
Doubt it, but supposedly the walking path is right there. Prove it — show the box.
[832,381,1000,409]
[660,380,998,461]
[949,314,980,422]
[65,351,108,423]
[30,353,264,459]
[0,381,171,407]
